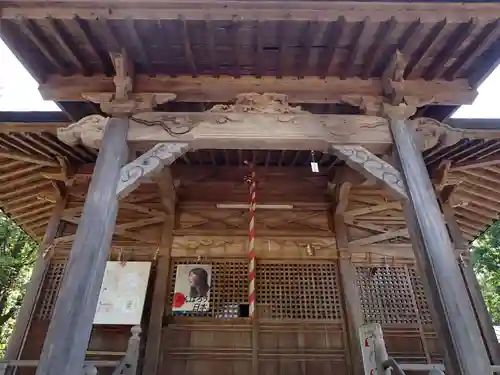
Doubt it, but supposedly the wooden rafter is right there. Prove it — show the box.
[2,1,499,23]
[0,150,59,167]
[451,154,500,171]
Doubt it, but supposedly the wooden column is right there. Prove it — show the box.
[391,119,491,375]
[3,194,67,373]
[35,117,129,375]
[333,182,364,375]
[442,203,500,366]
[143,217,174,375]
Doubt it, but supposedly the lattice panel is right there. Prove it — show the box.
[355,266,419,325]
[36,261,66,320]
[408,268,433,325]
[168,259,247,318]
[257,263,342,320]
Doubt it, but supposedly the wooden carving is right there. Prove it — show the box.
[331,145,407,200]
[57,115,108,149]
[176,208,331,236]
[209,93,305,113]
[116,143,189,199]
[412,117,500,150]
[170,236,337,259]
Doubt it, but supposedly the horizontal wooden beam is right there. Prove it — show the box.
[39,75,476,106]
[57,111,394,153]
[57,110,500,156]
[0,122,65,133]
[2,1,499,23]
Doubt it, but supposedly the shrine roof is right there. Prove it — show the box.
[1,1,500,119]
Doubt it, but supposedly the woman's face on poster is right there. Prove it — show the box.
[188,270,197,286]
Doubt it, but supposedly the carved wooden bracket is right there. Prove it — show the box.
[116,143,190,200]
[330,144,408,200]
[83,93,177,115]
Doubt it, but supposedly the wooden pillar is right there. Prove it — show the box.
[391,119,491,375]
[333,182,364,375]
[35,117,129,375]
[143,217,174,375]
[3,194,67,373]
[442,203,500,366]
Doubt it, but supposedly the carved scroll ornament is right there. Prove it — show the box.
[331,144,407,200]
[116,142,190,199]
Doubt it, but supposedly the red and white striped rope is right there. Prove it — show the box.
[246,169,256,320]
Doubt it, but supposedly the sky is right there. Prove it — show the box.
[1,36,500,117]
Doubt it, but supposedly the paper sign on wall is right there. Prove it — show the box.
[94,261,151,325]
[172,264,212,312]
[359,323,382,375]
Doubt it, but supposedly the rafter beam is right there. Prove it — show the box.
[39,75,476,105]
[331,144,407,200]
[116,143,189,200]
[0,150,59,167]
[451,154,500,171]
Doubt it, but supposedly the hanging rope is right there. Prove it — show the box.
[244,163,257,320]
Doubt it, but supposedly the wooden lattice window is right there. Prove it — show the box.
[257,262,342,320]
[355,266,419,325]
[36,261,66,320]
[168,259,248,318]
[408,268,433,325]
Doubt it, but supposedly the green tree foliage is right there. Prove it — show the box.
[471,220,500,324]
[0,213,37,356]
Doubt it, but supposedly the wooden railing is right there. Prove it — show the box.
[0,326,141,375]
[370,323,500,374]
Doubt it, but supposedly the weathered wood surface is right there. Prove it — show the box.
[0,150,59,167]
[4,0,500,22]
[116,143,189,200]
[331,144,407,200]
[38,75,477,105]
[58,112,392,153]
[35,118,129,375]
[442,203,500,365]
[2,195,66,375]
[57,111,500,154]
[391,119,491,375]
[333,182,364,375]
[143,218,174,375]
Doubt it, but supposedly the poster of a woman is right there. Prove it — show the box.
[172,264,212,312]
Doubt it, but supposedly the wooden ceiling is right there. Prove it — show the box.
[1,1,500,119]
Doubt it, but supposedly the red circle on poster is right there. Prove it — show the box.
[173,293,185,308]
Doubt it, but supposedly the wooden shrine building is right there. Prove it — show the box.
[2,1,500,374]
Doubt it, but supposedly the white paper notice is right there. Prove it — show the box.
[94,261,151,325]
[359,323,380,375]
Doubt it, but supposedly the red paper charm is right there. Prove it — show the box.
[173,293,185,308]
